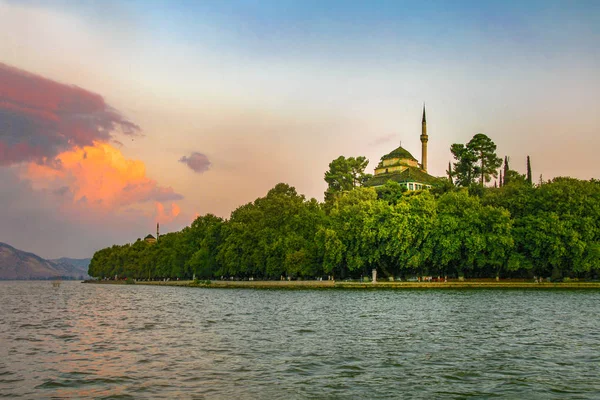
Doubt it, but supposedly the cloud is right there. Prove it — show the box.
[155,202,181,224]
[0,64,192,257]
[179,152,211,173]
[0,62,140,166]
[23,142,182,211]
[0,167,183,258]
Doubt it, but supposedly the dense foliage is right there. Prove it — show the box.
[450,133,503,187]
[89,177,600,281]
[323,156,371,202]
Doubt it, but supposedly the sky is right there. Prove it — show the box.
[1,0,599,258]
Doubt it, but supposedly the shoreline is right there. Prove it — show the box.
[83,279,600,290]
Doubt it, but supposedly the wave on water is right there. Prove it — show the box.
[1,281,600,399]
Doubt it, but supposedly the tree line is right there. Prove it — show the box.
[89,134,600,282]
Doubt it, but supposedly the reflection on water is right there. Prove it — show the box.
[1,281,600,398]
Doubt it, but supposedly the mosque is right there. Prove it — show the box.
[144,223,160,244]
[364,105,439,190]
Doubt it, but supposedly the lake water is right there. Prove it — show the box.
[1,281,600,399]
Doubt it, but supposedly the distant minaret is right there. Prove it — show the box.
[420,103,428,172]
[156,223,160,242]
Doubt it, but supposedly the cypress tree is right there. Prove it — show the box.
[499,170,503,187]
[503,156,509,186]
[447,161,453,184]
[526,156,532,185]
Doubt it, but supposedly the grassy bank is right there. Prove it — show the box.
[84,279,600,290]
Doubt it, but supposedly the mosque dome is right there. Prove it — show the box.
[380,146,418,162]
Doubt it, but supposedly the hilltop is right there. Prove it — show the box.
[0,242,90,280]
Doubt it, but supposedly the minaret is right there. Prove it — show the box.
[156,223,159,242]
[420,104,428,172]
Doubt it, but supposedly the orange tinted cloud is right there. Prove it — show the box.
[25,142,182,212]
[155,202,181,224]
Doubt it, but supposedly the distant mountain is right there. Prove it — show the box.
[49,257,91,271]
[0,242,90,280]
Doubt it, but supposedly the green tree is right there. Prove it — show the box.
[218,183,326,279]
[467,133,503,186]
[450,143,477,187]
[326,187,379,277]
[392,192,437,277]
[375,180,406,205]
[430,191,512,279]
[486,177,600,279]
[324,156,371,202]
[186,214,224,279]
[430,178,455,197]
[451,134,501,187]
[504,169,527,186]
[503,156,509,186]
[315,228,344,277]
[526,156,532,185]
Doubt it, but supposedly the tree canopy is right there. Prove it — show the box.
[324,156,371,202]
[451,134,502,187]
[89,139,599,283]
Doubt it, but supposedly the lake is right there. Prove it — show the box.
[1,281,599,398]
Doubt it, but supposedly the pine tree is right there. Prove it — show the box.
[450,134,501,187]
[468,134,503,186]
[526,156,532,185]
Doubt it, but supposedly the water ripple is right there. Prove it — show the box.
[1,282,600,398]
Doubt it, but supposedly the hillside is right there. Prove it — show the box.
[49,257,91,271]
[0,242,90,280]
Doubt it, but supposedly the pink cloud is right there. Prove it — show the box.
[0,64,190,257]
[0,62,140,166]
[155,202,182,224]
